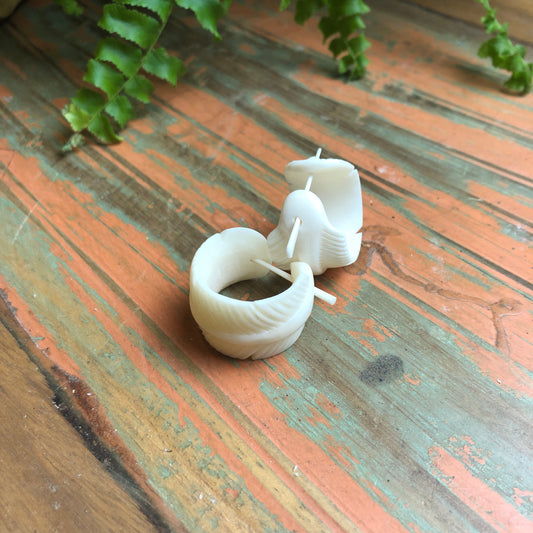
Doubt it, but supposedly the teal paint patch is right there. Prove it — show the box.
[0,134,193,276]
[158,464,175,480]
[372,269,499,355]
[129,123,282,228]
[360,112,532,205]
[499,219,532,243]
[0,195,287,533]
[260,278,533,532]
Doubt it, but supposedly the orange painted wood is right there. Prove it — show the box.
[1,0,532,531]
[407,0,533,44]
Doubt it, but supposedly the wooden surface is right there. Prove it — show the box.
[0,299,165,532]
[1,0,532,531]
[408,0,533,43]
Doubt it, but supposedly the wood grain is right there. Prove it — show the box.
[0,298,167,532]
[1,0,532,531]
[407,0,533,44]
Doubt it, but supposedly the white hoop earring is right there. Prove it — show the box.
[189,228,319,359]
[267,150,363,275]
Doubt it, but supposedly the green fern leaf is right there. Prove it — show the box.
[84,59,125,99]
[339,14,365,36]
[55,0,84,16]
[96,37,143,77]
[328,0,369,18]
[64,0,371,147]
[124,74,155,103]
[294,0,324,25]
[328,37,346,58]
[87,114,123,143]
[175,0,230,38]
[99,4,160,48]
[105,95,136,128]
[348,34,370,55]
[476,0,532,94]
[71,88,107,116]
[143,47,185,85]
[316,0,371,79]
[279,0,291,10]
[63,101,92,132]
[118,0,174,20]
[63,0,186,148]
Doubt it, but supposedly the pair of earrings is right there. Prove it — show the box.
[189,150,363,360]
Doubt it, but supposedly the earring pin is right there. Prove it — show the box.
[250,258,336,305]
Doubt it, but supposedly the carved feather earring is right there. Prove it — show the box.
[267,149,363,275]
[189,228,335,360]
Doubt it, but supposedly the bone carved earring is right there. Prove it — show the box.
[189,227,336,360]
[267,149,363,275]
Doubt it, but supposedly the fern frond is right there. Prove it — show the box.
[99,4,161,48]
[62,0,373,149]
[476,0,532,94]
[119,0,174,20]
[62,0,183,150]
[105,95,135,128]
[143,47,185,84]
[281,0,370,80]
[175,0,231,39]
[124,74,155,103]
[55,0,83,16]
[321,0,370,79]
[293,0,324,25]
[96,37,143,77]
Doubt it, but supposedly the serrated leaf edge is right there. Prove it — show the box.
[63,0,182,148]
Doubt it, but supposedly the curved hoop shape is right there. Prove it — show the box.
[267,152,363,275]
[267,190,362,275]
[285,152,363,232]
[189,228,315,359]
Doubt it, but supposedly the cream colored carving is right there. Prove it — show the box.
[189,228,325,359]
[267,150,363,275]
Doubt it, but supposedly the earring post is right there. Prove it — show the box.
[251,259,336,305]
[286,217,301,259]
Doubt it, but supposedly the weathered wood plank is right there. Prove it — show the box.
[1,0,532,531]
[0,298,170,532]
[407,0,533,44]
